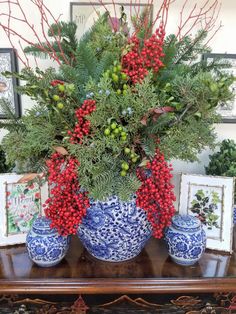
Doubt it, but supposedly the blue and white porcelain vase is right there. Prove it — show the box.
[165,214,206,266]
[77,195,152,262]
[26,217,70,267]
[233,205,236,224]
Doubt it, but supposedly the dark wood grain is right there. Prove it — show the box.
[0,227,236,294]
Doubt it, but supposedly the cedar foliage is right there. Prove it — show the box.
[0,13,235,200]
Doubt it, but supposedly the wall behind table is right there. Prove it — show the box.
[0,0,236,208]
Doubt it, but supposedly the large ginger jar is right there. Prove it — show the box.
[77,195,152,262]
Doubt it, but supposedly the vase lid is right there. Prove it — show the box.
[32,216,55,231]
[172,214,201,231]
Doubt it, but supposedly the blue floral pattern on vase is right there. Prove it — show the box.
[26,217,70,267]
[165,214,206,266]
[234,205,236,224]
[77,195,152,262]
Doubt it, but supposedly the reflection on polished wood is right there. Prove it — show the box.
[0,227,236,294]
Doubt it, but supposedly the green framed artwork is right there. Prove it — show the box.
[179,173,234,253]
[202,53,236,123]
[0,174,48,246]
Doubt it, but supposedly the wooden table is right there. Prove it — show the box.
[0,230,236,313]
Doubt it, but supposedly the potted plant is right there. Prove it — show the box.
[0,1,234,261]
[0,144,12,173]
[205,139,236,222]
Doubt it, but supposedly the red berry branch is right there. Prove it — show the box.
[122,26,165,84]
[44,153,90,236]
[68,99,96,144]
[136,149,176,239]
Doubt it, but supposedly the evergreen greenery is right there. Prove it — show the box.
[0,12,235,200]
[205,139,236,203]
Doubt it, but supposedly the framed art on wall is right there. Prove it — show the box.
[178,173,234,253]
[0,173,48,246]
[70,2,153,40]
[202,53,236,123]
[0,48,21,119]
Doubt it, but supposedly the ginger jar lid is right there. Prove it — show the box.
[32,216,57,234]
[172,214,201,232]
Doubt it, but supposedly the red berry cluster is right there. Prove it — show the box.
[136,149,176,239]
[44,153,90,235]
[68,99,96,143]
[122,27,165,84]
[50,79,65,87]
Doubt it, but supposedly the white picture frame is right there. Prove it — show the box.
[178,173,234,253]
[202,53,236,123]
[0,173,48,246]
[70,2,153,40]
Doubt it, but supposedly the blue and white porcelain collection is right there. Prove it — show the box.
[26,208,207,267]
[26,216,70,267]
[165,214,206,266]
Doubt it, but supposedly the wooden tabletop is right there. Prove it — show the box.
[0,228,236,294]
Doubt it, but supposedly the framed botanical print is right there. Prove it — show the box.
[0,173,48,246]
[0,48,21,118]
[178,173,234,252]
[202,53,236,123]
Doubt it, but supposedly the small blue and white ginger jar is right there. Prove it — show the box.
[165,214,206,266]
[26,217,70,267]
[78,195,152,262]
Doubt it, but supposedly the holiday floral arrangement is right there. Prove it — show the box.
[0,0,234,239]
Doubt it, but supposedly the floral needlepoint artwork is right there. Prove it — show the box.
[179,174,234,252]
[0,174,48,246]
[5,181,41,235]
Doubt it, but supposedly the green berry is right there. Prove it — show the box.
[121,136,127,141]
[67,83,75,91]
[111,122,117,129]
[124,147,131,154]
[112,73,119,83]
[113,66,118,73]
[123,84,128,90]
[118,126,123,131]
[121,162,129,170]
[121,131,126,137]
[58,84,65,92]
[110,134,115,139]
[116,89,121,95]
[131,157,138,163]
[117,65,122,71]
[114,128,120,134]
[52,94,60,101]
[104,128,110,136]
[121,73,127,80]
[130,153,135,158]
[120,170,127,177]
[57,102,64,109]
[122,90,127,96]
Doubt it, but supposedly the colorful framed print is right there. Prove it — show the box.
[70,2,153,40]
[178,173,234,252]
[0,173,48,246]
[202,53,236,123]
[0,48,21,118]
